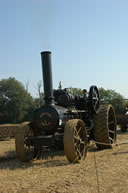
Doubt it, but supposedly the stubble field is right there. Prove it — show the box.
[0,127,128,193]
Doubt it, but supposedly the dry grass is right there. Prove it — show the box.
[0,127,128,193]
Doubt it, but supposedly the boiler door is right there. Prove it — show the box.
[35,106,59,131]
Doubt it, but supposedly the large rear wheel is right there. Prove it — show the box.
[93,104,117,149]
[64,119,88,163]
[15,122,38,162]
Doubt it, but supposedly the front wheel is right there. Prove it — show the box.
[64,119,88,163]
[15,122,39,162]
[93,104,117,149]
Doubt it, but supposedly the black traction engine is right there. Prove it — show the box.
[15,51,117,163]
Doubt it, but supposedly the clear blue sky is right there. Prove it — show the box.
[0,0,128,98]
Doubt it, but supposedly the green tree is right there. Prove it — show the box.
[69,87,83,96]
[99,88,126,114]
[34,92,45,108]
[0,77,36,123]
[34,80,45,107]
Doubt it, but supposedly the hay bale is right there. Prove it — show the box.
[0,124,20,139]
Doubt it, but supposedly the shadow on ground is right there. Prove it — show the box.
[0,149,69,170]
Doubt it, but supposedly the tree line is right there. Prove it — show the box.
[0,77,127,124]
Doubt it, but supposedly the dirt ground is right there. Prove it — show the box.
[0,127,128,193]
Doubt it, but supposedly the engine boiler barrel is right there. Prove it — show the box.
[41,51,54,105]
[34,105,69,132]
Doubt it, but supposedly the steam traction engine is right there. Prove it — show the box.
[15,52,117,163]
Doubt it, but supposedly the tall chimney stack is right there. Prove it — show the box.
[41,51,54,105]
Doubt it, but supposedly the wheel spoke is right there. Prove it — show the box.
[74,135,80,141]
[76,126,82,136]
[74,139,86,159]
[92,97,97,100]
[108,130,115,134]
[109,121,114,125]
[76,146,82,159]
[109,136,114,143]
[79,139,85,145]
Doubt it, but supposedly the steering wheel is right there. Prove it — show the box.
[89,86,100,114]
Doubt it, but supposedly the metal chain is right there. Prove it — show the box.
[71,138,128,165]
[94,140,128,146]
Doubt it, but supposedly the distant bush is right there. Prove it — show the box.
[99,88,126,114]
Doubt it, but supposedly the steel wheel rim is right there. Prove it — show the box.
[108,107,116,144]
